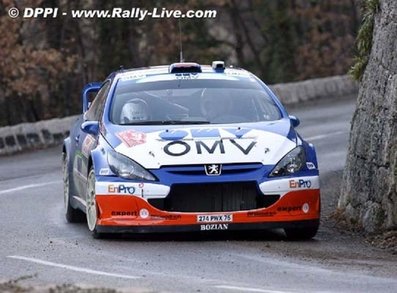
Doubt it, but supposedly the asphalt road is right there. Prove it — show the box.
[1,96,396,293]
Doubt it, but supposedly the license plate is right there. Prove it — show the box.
[197,214,233,223]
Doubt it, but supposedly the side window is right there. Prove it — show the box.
[86,81,111,121]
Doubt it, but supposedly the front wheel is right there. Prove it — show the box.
[86,167,107,239]
[63,152,85,223]
[284,222,319,240]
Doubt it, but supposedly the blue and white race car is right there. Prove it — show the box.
[62,61,320,239]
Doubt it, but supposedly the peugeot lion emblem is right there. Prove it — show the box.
[205,164,222,176]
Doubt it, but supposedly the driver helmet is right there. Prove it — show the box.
[120,98,149,123]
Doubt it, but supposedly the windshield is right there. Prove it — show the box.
[110,76,282,125]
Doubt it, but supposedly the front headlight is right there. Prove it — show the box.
[107,150,157,181]
[269,146,306,177]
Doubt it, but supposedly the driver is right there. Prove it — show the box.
[200,88,233,121]
[120,98,149,123]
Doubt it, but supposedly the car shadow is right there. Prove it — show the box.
[96,228,314,242]
[68,221,319,243]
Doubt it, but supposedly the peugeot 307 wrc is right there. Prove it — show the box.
[62,61,320,239]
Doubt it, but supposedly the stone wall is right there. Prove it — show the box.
[339,0,397,232]
[0,74,358,156]
[270,75,357,105]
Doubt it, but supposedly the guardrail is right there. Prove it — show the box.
[0,75,357,156]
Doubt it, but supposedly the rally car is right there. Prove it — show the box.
[62,61,320,239]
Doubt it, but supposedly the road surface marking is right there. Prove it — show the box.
[214,285,293,293]
[306,130,347,142]
[7,256,140,279]
[0,181,60,195]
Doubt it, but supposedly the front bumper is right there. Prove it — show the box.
[94,184,320,232]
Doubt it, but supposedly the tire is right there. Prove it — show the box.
[86,167,106,239]
[284,222,319,240]
[62,152,85,223]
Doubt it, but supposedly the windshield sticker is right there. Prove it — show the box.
[120,72,146,81]
[175,72,199,80]
[117,130,146,147]
[225,69,250,77]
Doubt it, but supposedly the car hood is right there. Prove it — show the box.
[104,120,297,169]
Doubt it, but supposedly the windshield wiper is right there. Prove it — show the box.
[121,120,210,125]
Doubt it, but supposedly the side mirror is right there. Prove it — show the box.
[289,115,300,128]
[81,121,99,136]
[82,82,102,113]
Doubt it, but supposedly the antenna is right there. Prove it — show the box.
[178,19,184,62]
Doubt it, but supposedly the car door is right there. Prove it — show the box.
[73,81,111,198]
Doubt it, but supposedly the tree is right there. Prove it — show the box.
[0,0,76,125]
[0,0,360,126]
[338,0,397,232]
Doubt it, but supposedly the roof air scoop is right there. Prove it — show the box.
[212,61,225,72]
[169,62,202,73]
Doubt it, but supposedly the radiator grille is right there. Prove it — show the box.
[148,182,280,212]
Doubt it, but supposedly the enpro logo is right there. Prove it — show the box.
[108,184,135,194]
[289,179,312,188]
